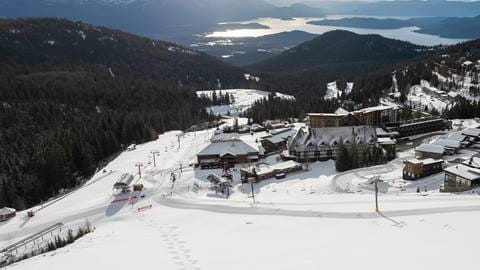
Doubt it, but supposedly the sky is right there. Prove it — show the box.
[266,0,479,5]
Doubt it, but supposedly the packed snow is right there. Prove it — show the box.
[197,89,295,115]
[324,81,353,100]
[2,118,480,270]
[407,80,450,112]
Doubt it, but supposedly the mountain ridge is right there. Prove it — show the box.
[249,30,425,73]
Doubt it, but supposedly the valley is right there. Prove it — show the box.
[2,2,480,269]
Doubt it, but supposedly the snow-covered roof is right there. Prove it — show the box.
[356,105,395,113]
[376,128,399,137]
[415,144,444,154]
[406,158,443,165]
[250,123,264,130]
[308,113,345,117]
[207,174,229,184]
[242,161,302,176]
[444,164,480,181]
[448,91,459,98]
[462,157,480,169]
[462,60,473,66]
[211,133,240,142]
[442,132,466,142]
[433,139,461,149]
[377,137,396,145]
[335,107,350,114]
[309,105,395,118]
[290,126,377,150]
[0,207,16,215]
[265,128,297,144]
[198,140,258,157]
[462,128,480,138]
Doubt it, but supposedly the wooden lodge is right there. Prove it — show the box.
[0,207,16,222]
[240,160,303,182]
[442,164,480,192]
[260,128,296,153]
[386,118,452,138]
[288,126,379,163]
[461,128,480,143]
[415,144,444,159]
[403,158,444,180]
[307,105,398,128]
[197,134,259,169]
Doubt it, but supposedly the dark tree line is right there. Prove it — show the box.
[0,70,215,209]
[445,98,480,119]
[0,18,250,209]
[335,143,385,172]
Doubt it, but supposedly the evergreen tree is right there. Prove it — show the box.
[335,143,350,172]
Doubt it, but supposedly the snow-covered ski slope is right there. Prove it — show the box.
[2,119,480,270]
[197,89,295,115]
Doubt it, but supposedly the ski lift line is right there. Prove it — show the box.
[0,222,64,254]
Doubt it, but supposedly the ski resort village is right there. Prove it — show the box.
[3,80,480,269]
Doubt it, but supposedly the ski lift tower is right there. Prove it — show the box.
[135,162,144,179]
[150,150,160,167]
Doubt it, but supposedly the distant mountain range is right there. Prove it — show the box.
[306,0,480,17]
[0,0,325,40]
[308,15,480,39]
[249,30,425,73]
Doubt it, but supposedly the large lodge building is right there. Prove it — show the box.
[308,105,451,138]
[308,106,399,128]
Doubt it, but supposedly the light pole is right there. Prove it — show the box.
[150,150,159,167]
[250,181,256,204]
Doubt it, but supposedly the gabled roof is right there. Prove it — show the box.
[335,107,350,114]
[0,207,16,215]
[415,144,444,154]
[198,140,258,157]
[265,128,297,144]
[290,126,377,150]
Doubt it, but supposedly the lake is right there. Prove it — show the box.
[206,16,467,46]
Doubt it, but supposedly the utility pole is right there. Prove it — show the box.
[150,150,159,167]
[135,162,143,179]
[250,181,255,204]
[371,175,383,212]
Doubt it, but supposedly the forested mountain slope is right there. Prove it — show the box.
[250,30,425,74]
[0,18,247,209]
